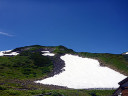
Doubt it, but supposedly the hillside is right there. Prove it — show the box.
[0,45,128,96]
[36,54,126,89]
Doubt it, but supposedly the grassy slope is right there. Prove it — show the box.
[0,52,53,80]
[0,46,54,95]
[0,89,114,96]
[1,45,127,96]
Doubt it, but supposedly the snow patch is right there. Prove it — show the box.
[125,52,128,54]
[35,54,126,89]
[41,51,50,53]
[42,51,55,56]
[0,50,19,56]
[3,52,19,56]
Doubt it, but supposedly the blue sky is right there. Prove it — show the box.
[0,0,128,54]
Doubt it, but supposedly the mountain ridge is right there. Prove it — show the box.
[0,45,128,75]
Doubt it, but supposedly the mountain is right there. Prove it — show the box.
[0,45,127,96]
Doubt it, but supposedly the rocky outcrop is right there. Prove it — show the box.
[49,54,65,76]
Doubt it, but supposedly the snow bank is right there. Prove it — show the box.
[35,54,126,89]
[0,50,19,56]
[42,51,55,56]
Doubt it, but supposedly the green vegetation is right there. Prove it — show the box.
[0,87,115,96]
[0,51,53,79]
[12,45,44,52]
[53,45,74,54]
[0,46,54,95]
[1,45,127,96]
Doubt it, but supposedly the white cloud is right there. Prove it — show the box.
[0,32,14,37]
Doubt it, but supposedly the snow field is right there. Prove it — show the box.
[35,54,126,89]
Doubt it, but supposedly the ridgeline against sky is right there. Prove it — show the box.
[0,0,127,54]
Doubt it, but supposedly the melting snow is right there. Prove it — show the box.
[35,54,126,89]
[42,51,50,53]
[42,51,55,56]
[0,50,19,56]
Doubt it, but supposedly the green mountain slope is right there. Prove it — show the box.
[0,45,127,96]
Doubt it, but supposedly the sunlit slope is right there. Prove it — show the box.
[36,54,126,89]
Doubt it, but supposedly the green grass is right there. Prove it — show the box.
[53,45,74,54]
[0,48,55,95]
[0,87,115,96]
[0,52,53,79]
